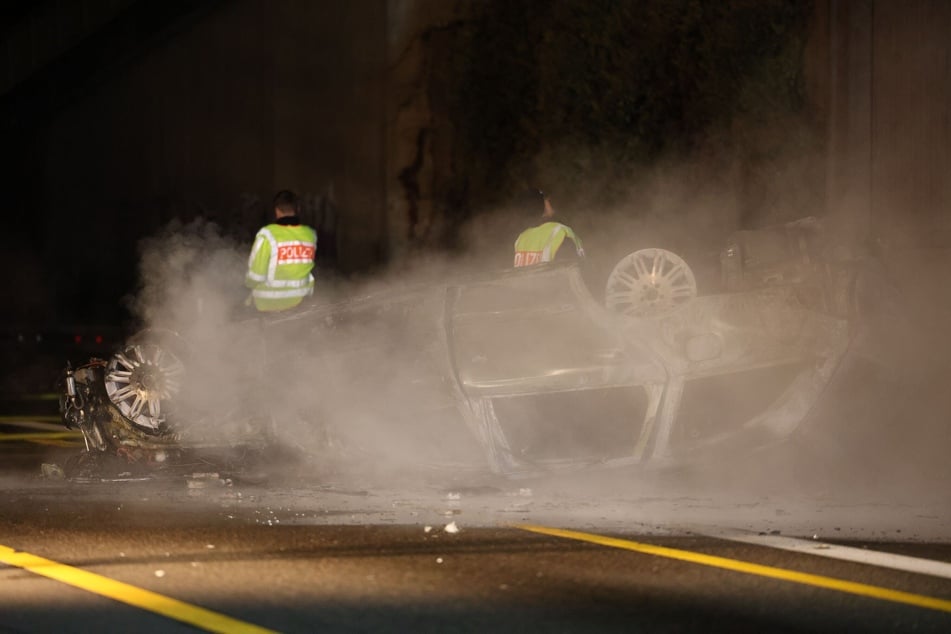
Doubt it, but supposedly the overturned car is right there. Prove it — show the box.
[59,216,881,481]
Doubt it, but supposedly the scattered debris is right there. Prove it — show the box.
[186,473,223,489]
[41,463,65,480]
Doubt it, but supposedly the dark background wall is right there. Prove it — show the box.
[2,0,950,331]
[869,1,951,245]
[821,0,951,246]
[2,0,386,328]
[816,0,951,335]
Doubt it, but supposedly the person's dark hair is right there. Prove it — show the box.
[273,190,299,214]
[516,187,546,219]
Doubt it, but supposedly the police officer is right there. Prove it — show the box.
[245,190,317,311]
[513,188,584,267]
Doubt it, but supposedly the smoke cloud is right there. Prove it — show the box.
[122,147,950,523]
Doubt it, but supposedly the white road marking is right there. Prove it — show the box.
[520,524,951,613]
[708,529,951,580]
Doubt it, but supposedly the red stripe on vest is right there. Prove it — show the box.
[514,251,542,267]
[277,244,315,262]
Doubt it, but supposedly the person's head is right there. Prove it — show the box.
[518,188,554,221]
[273,190,299,218]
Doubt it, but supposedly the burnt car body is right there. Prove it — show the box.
[59,216,870,480]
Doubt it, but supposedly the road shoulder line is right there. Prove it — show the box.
[517,524,951,614]
[0,544,278,634]
[705,529,951,580]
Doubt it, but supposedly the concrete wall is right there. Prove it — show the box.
[384,0,470,261]
[870,1,951,246]
[823,0,873,243]
[818,0,951,337]
[821,0,951,247]
[272,0,387,270]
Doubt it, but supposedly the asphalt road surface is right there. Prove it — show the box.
[2,413,950,633]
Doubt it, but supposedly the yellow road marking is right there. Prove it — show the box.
[25,439,83,447]
[0,432,80,442]
[0,415,62,423]
[0,545,279,633]
[0,393,62,401]
[0,420,64,431]
[518,524,951,614]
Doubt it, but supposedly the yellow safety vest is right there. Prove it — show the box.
[245,222,317,311]
[514,222,584,267]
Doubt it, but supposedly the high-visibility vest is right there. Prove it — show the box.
[513,222,584,267]
[245,222,317,311]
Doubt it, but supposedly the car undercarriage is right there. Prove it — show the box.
[57,216,890,482]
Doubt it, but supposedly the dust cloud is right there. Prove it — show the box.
[116,154,950,535]
[128,219,491,487]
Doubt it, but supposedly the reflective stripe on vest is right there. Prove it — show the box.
[513,222,582,267]
[246,224,317,311]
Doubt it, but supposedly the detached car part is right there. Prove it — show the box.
[59,329,274,479]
